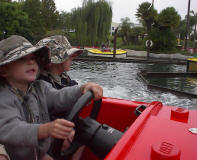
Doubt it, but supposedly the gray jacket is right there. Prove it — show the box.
[0,80,82,160]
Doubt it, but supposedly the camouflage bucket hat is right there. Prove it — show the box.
[36,35,84,64]
[0,35,50,67]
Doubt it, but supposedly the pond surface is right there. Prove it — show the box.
[69,61,197,110]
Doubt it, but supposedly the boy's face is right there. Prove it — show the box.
[62,57,73,72]
[2,54,39,86]
[46,56,73,76]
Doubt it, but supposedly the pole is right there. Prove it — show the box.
[194,23,197,48]
[184,0,191,50]
[147,40,151,60]
[2,31,6,39]
[113,27,118,58]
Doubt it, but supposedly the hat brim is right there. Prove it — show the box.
[67,48,84,57]
[0,46,50,66]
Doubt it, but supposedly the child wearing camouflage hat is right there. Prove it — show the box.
[0,35,103,160]
[36,35,86,159]
[36,35,84,89]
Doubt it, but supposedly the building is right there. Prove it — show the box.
[110,22,121,35]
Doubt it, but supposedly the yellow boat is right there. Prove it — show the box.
[187,58,197,72]
[88,48,127,58]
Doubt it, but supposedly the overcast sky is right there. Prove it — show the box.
[54,0,197,24]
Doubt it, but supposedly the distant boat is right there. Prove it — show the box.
[187,58,197,72]
[88,48,127,58]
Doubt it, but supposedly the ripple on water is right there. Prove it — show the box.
[69,61,197,109]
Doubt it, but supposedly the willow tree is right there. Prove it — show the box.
[71,8,88,45]
[96,0,112,45]
[71,0,112,46]
[58,11,73,32]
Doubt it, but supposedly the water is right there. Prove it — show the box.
[69,61,197,110]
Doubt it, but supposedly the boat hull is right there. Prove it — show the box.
[88,49,127,58]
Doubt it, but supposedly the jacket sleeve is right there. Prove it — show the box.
[39,80,82,112]
[0,93,40,147]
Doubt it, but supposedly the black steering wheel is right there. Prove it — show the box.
[50,91,102,159]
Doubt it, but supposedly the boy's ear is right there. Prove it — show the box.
[0,66,8,77]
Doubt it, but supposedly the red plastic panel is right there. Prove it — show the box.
[151,141,181,160]
[106,104,197,160]
[80,97,149,160]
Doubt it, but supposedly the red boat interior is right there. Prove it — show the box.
[79,97,148,160]
[78,97,197,160]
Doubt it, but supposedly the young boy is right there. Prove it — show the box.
[36,35,86,159]
[0,35,103,160]
[36,35,83,89]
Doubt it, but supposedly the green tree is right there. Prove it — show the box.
[0,0,11,2]
[119,17,133,45]
[71,8,87,45]
[175,20,187,40]
[0,1,29,39]
[156,7,181,29]
[71,0,112,46]
[129,26,145,44]
[136,2,157,33]
[22,0,46,42]
[96,0,112,45]
[150,27,176,51]
[41,0,58,30]
[150,7,181,51]
[57,11,72,32]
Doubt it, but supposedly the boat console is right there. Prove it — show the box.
[51,91,197,160]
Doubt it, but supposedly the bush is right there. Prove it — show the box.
[150,27,177,51]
